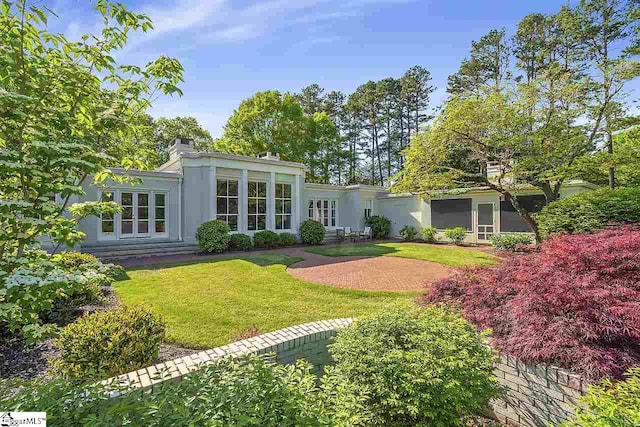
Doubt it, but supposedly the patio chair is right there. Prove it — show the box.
[362,226,372,241]
[336,227,345,242]
[344,227,356,242]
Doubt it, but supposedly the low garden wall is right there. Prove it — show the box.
[105,318,585,426]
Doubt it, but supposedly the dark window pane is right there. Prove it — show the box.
[257,215,266,230]
[258,182,266,197]
[276,216,282,230]
[155,193,165,207]
[331,217,335,227]
[102,192,113,202]
[248,215,256,231]
[248,198,257,214]
[217,215,226,222]
[217,197,227,214]
[478,203,494,226]
[284,184,291,198]
[500,195,546,232]
[324,200,328,209]
[229,215,238,231]
[283,215,291,230]
[138,193,149,206]
[276,184,283,199]
[138,207,148,220]
[122,193,133,206]
[258,199,266,214]
[229,197,238,214]
[324,217,328,226]
[155,207,165,220]
[431,199,473,231]
[138,221,148,234]
[122,221,133,234]
[155,221,165,233]
[122,207,133,219]
[284,200,292,214]
[102,220,114,233]
[248,182,257,198]
[275,199,283,213]
[228,181,238,196]
[217,180,227,196]
[103,212,113,221]
[308,200,313,208]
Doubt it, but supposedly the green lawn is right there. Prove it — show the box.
[114,254,413,349]
[304,242,497,267]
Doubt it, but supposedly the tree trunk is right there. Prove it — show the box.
[607,130,615,189]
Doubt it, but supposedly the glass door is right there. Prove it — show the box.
[137,193,150,237]
[121,192,134,237]
[120,191,150,238]
[476,202,495,242]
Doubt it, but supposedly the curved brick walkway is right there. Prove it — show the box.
[284,247,451,292]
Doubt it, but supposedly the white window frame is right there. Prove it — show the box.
[275,183,292,230]
[308,198,338,229]
[363,199,373,219]
[216,178,239,232]
[97,189,169,241]
[247,180,267,231]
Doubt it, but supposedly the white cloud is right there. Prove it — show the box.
[204,24,259,43]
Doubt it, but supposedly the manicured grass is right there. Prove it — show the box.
[114,254,413,349]
[304,242,497,267]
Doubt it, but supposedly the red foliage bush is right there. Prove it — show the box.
[423,225,640,380]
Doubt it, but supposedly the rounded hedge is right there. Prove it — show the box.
[253,230,280,249]
[329,307,500,426]
[278,232,297,247]
[365,215,391,238]
[299,220,325,245]
[399,225,418,241]
[444,226,467,245]
[52,305,165,380]
[420,226,438,243]
[537,187,640,236]
[489,233,533,251]
[229,233,253,251]
[196,220,230,253]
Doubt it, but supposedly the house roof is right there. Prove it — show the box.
[157,151,308,172]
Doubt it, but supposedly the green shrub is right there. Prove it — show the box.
[195,220,230,253]
[57,252,100,270]
[52,305,165,380]
[444,226,467,245]
[420,226,438,243]
[278,232,298,247]
[399,225,418,241]
[54,251,108,307]
[228,233,253,251]
[253,230,280,249]
[489,233,533,251]
[538,187,640,236]
[365,215,391,238]
[329,307,500,426]
[299,219,325,245]
[563,367,640,427]
[2,355,369,426]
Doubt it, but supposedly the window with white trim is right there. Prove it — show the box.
[155,193,166,233]
[364,199,373,219]
[248,181,267,231]
[275,183,292,230]
[308,199,336,227]
[216,179,239,231]
[101,192,115,234]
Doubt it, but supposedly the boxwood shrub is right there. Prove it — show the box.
[253,230,280,249]
[364,215,391,238]
[425,225,640,381]
[195,220,230,253]
[538,187,640,236]
[444,226,467,245]
[278,232,297,247]
[328,307,500,426]
[299,219,325,245]
[420,226,438,243]
[51,305,165,380]
[229,233,253,251]
[399,225,418,241]
[489,233,533,251]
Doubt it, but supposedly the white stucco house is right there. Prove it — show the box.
[75,138,596,258]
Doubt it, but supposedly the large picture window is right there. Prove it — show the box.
[216,179,239,231]
[431,198,472,231]
[275,183,292,230]
[248,181,267,231]
[308,199,336,227]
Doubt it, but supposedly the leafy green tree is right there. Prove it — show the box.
[216,91,310,162]
[154,116,213,165]
[0,0,182,339]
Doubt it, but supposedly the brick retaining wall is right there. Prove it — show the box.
[104,318,585,426]
[491,354,585,426]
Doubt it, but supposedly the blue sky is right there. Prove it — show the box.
[50,0,603,137]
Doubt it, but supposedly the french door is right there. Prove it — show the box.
[120,192,150,238]
[476,202,495,242]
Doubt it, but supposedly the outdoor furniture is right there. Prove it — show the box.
[362,226,372,241]
[336,227,345,242]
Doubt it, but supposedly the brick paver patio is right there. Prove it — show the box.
[285,247,451,292]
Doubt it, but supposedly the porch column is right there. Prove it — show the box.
[269,172,276,230]
[294,174,302,232]
[241,169,248,233]
[208,166,217,220]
